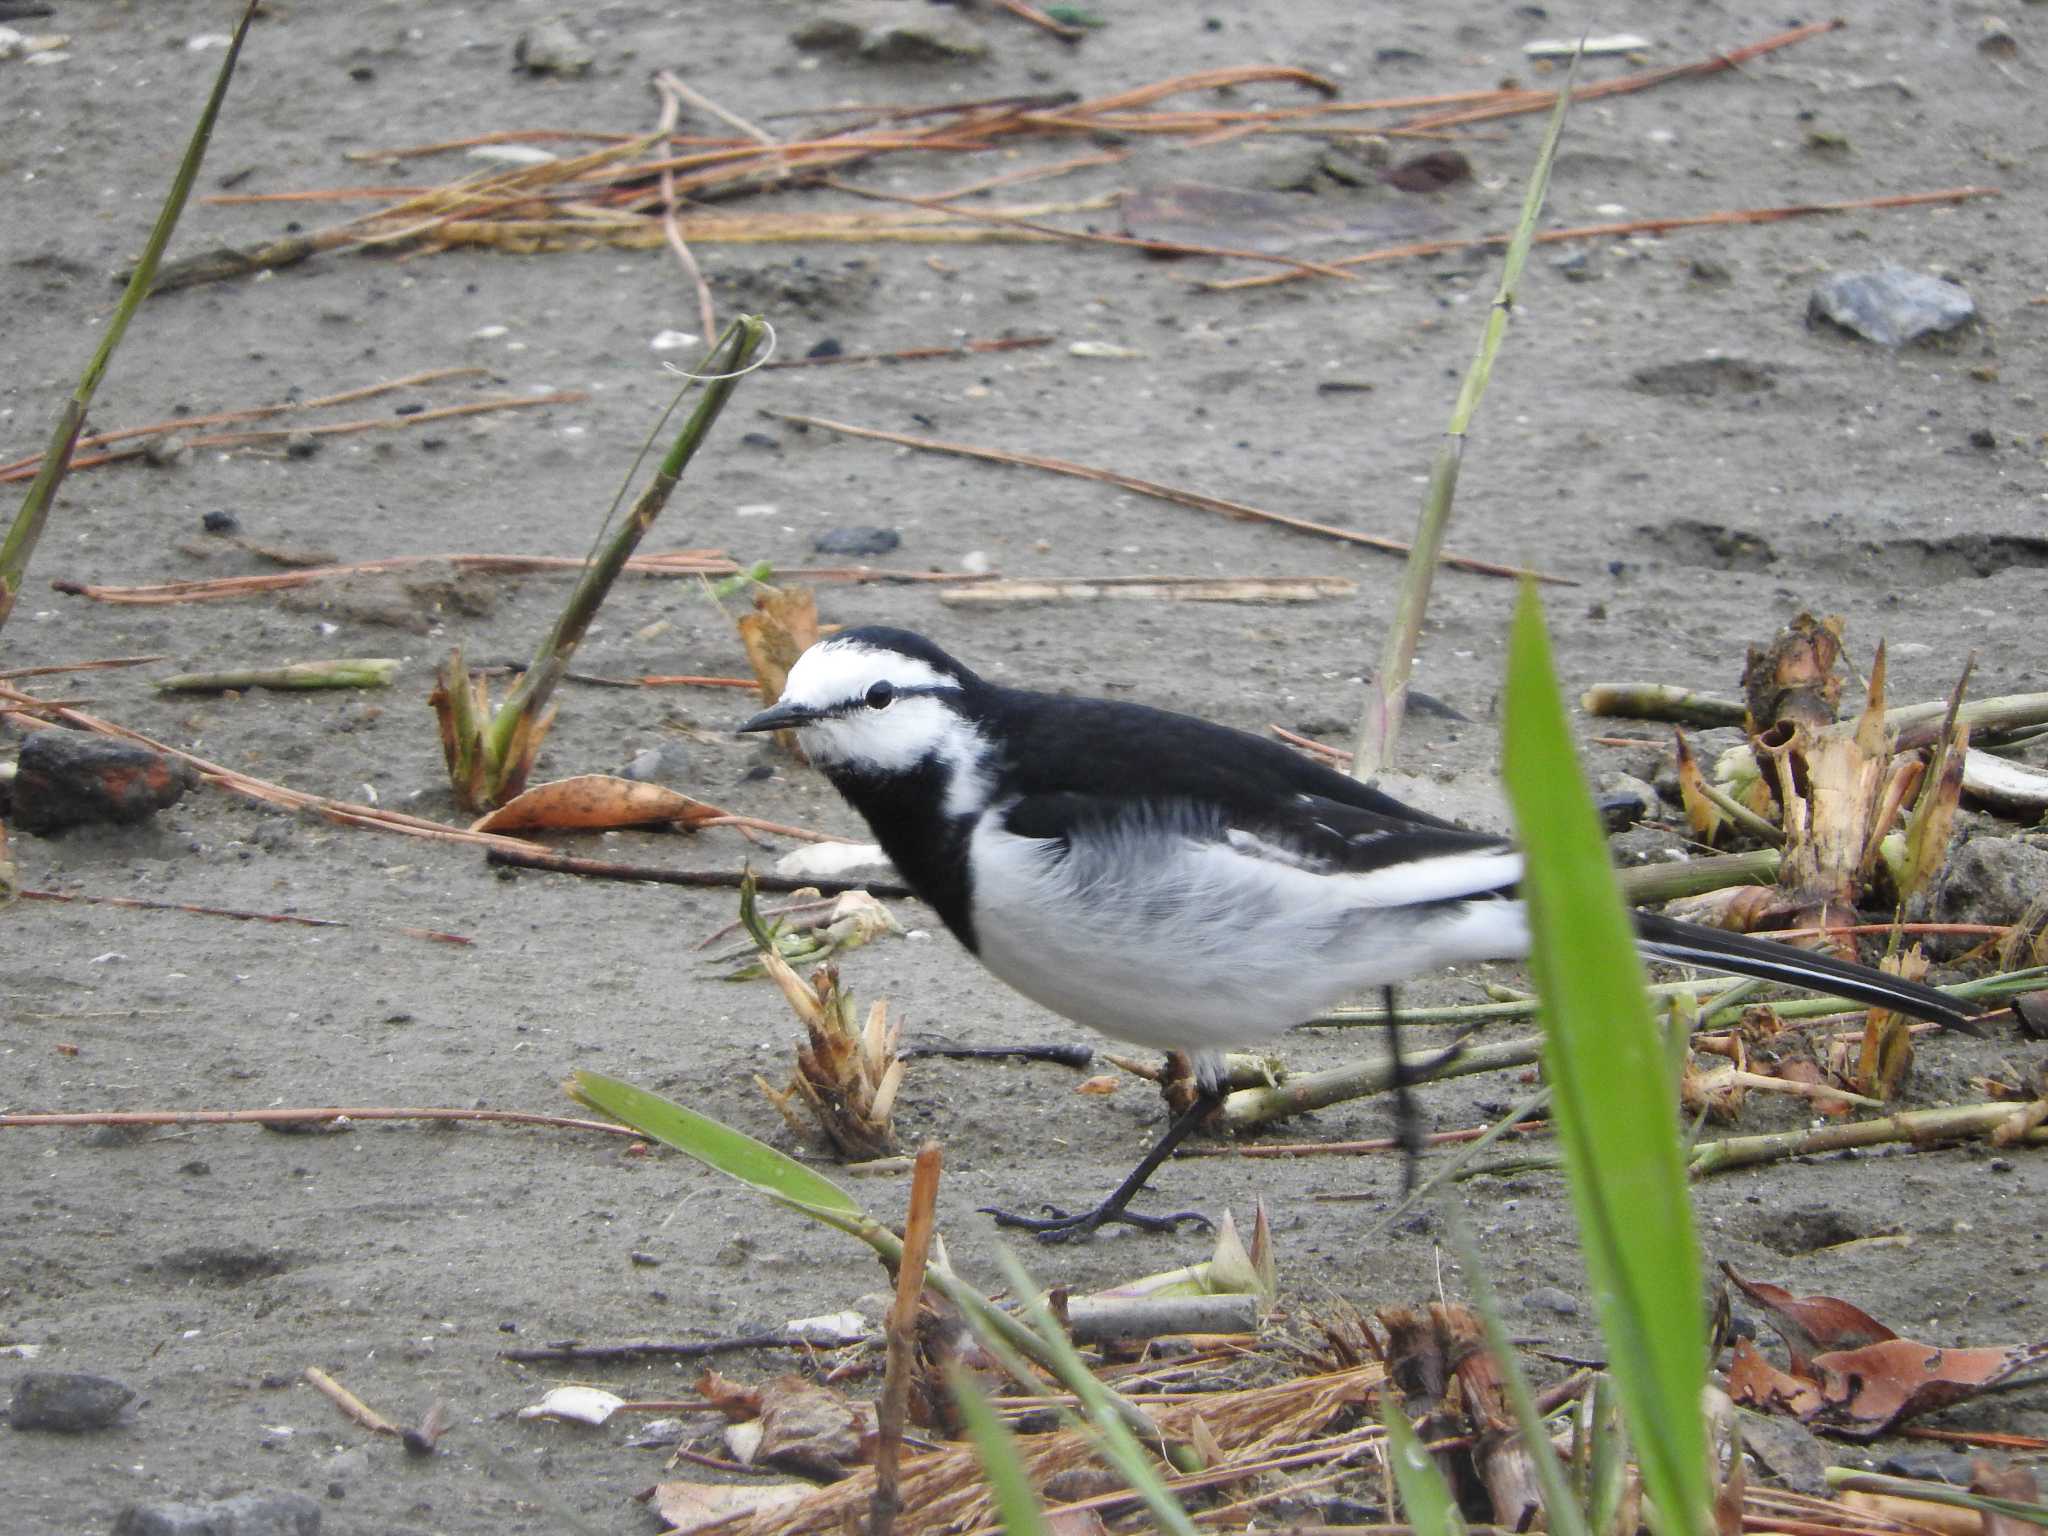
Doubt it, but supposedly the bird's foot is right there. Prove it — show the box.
[979,1200,1213,1244]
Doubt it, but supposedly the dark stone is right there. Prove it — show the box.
[201,510,239,534]
[12,732,198,834]
[805,337,844,359]
[739,431,780,450]
[812,525,900,557]
[110,1491,322,1535]
[9,1371,135,1431]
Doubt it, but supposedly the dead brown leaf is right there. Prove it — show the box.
[737,585,820,756]
[1805,1339,2048,1438]
[1720,1264,1895,1371]
[1725,1335,1823,1419]
[468,773,729,833]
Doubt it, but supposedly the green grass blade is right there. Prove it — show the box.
[0,0,260,630]
[1500,585,1711,1536]
[1379,1390,1468,1536]
[570,1069,860,1219]
[947,1365,1055,1536]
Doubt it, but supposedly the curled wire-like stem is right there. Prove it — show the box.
[661,318,778,383]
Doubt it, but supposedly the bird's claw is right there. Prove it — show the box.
[978,1202,1214,1244]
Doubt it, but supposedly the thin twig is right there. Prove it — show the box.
[0,655,166,680]
[0,1105,642,1136]
[51,552,988,606]
[763,335,1055,370]
[304,1367,402,1438]
[1207,187,2001,293]
[0,367,485,482]
[992,0,1088,42]
[483,845,913,897]
[17,888,472,945]
[0,390,585,484]
[765,412,1569,584]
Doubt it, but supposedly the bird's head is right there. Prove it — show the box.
[736,626,984,774]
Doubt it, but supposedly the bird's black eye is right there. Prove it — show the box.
[864,680,896,710]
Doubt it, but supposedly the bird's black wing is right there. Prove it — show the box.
[985,688,1474,834]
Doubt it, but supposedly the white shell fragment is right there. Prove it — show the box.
[1524,34,1653,57]
[517,1386,625,1425]
[772,842,899,883]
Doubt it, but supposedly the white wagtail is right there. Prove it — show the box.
[739,626,1978,1240]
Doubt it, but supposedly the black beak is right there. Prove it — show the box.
[736,699,821,734]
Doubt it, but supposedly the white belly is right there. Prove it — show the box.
[966,815,1529,1052]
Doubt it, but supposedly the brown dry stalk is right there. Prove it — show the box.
[766,412,1569,584]
[1207,186,2001,293]
[0,1105,642,1136]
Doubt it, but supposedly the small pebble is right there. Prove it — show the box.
[201,510,239,535]
[1523,1286,1581,1317]
[513,18,593,75]
[650,330,699,352]
[806,338,844,359]
[1808,267,1976,347]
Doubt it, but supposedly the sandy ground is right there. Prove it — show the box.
[3,2,2045,1530]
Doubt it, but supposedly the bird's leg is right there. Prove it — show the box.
[980,1054,1222,1243]
[1385,984,1427,1196]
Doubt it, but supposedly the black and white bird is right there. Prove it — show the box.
[739,626,1977,1240]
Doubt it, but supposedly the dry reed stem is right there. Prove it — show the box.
[766,412,1568,584]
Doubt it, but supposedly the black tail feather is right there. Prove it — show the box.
[1632,910,1981,1033]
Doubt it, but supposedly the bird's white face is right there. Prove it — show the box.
[759,637,976,775]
